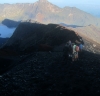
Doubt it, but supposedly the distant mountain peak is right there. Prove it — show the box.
[39,0,48,2]
[0,1,100,27]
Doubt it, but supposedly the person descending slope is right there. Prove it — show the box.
[72,43,79,61]
[68,40,71,45]
[67,40,73,57]
[63,41,80,62]
[63,40,73,61]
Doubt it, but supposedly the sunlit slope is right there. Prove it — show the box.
[68,24,100,44]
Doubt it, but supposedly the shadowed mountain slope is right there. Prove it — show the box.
[1,20,100,95]
[0,0,100,27]
[0,37,9,47]
[3,20,83,52]
[1,21,100,75]
[2,20,100,54]
[1,50,100,96]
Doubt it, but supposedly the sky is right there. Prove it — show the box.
[0,0,100,7]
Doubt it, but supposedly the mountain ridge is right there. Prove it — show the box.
[3,21,83,52]
[1,21,100,55]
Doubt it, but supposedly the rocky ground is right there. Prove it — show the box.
[1,50,100,96]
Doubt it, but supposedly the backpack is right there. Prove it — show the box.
[79,44,83,49]
[75,46,79,52]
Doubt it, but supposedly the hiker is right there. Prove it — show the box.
[68,40,71,45]
[67,40,73,56]
[72,43,79,61]
[63,40,73,61]
[65,40,71,47]
[79,43,83,52]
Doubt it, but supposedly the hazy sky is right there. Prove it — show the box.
[0,0,100,7]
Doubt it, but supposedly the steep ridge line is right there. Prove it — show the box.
[2,22,84,53]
